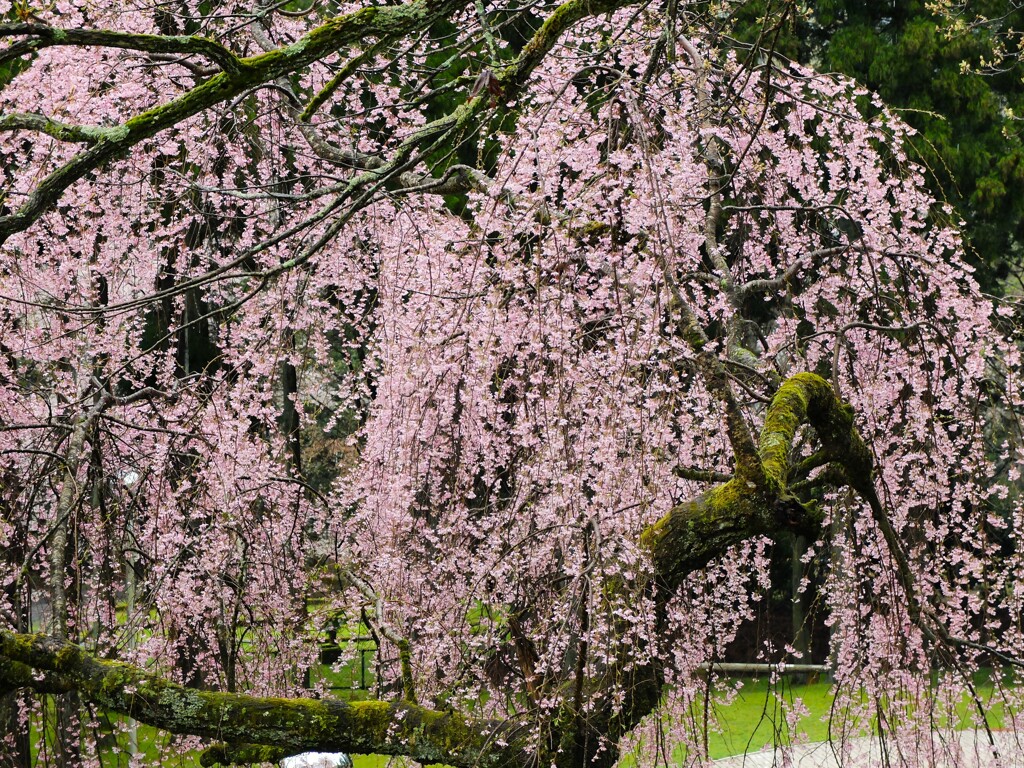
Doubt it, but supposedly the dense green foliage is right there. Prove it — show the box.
[731,0,1024,290]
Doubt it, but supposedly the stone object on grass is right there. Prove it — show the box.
[280,753,354,768]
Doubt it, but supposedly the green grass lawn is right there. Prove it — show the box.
[703,676,836,759]
[619,671,1017,764]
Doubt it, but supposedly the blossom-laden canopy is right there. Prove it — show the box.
[0,1,1022,767]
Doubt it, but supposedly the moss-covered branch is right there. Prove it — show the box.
[0,652,73,694]
[0,374,887,768]
[0,0,644,247]
[200,743,290,767]
[643,372,875,594]
[497,0,633,100]
[0,112,114,143]
[0,0,468,246]
[0,23,244,73]
[0,631,528,768]
[640,479,774,591]
[759,372,875,495]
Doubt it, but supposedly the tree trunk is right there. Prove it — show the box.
[48,409,92,768]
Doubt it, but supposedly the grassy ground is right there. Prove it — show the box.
[703,676,836,759]
[685,672,1013,761]
[618,671,1015,765]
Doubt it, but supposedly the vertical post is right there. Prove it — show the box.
[790,534,812,683]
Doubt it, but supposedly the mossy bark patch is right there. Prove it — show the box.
[643,372,876,596]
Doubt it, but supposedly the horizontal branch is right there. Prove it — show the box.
[0,112,112,144]
[0,0,470,246]
[0,23,244,74]
[0,631,527,768]
[0,0,643,248]
[200,744,291,767]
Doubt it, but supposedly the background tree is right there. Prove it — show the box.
[0,1,1022,768]
[731,0,1024,291]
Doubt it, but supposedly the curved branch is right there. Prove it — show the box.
[0,0,470,246]
[0,0,641,248]
[0,112,113,144]
[758,372,873,496]
[642,372,875,594]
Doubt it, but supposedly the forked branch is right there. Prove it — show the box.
[642,372,876,593]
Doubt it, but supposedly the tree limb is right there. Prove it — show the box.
[0,0,470,246]
[0,0,641,248]
[0,373,890,768]
[0,23,245,74]
[642,372,875,594]
[0,112,114,143]
[0,631,527,768]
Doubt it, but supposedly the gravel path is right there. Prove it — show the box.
[712,730,1024,767]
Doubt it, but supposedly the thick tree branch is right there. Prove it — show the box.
[0,0,469,246]
[200,744,290,767]
[0,112,113,143]
[499,0,636,101]
[0,374,895,768]
[0,0,641,247]
[0,23,244,73]
[642,372,875,594]
[757,372,872,496]
[0,631,527,768]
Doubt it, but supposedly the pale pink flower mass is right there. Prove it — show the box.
[0,2,1022,767]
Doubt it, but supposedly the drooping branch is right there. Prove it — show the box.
[0,631,528,768]
[535,374,885,768]
[0,0,643,248]
[0,0,470,246]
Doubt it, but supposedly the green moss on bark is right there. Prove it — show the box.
[0,631,525,768]
[643,373,876,596]
[641,478,771,592]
